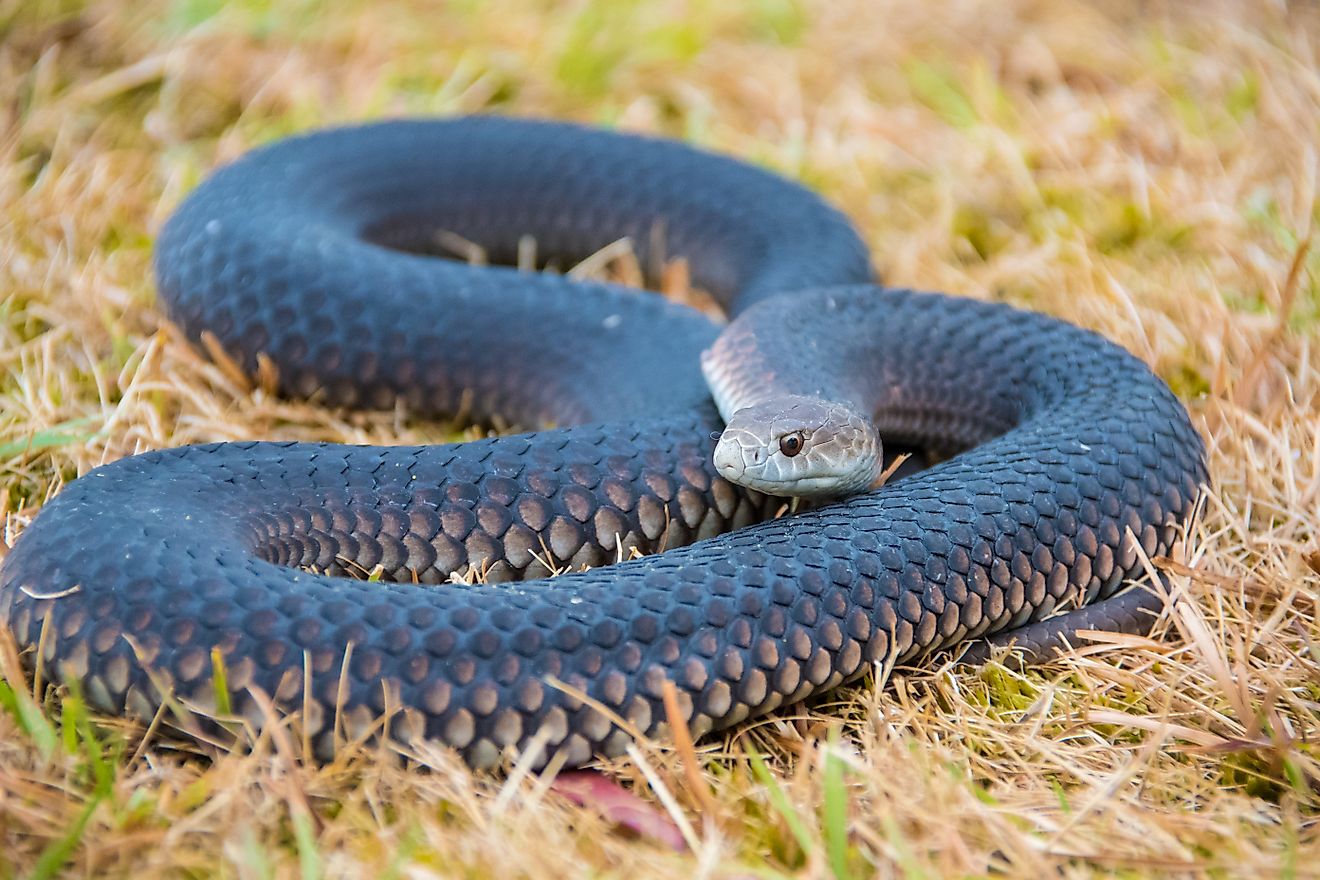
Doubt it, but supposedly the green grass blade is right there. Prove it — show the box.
[0,678,59,759]
[745,744,814,860]
[822,732,852,880]
[292,811,323,880]
[0,416,102,458]
[210,647,232,716]
[61,679,117,796]
[29,795,101,880]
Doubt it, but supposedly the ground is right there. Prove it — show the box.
[1,0,1318,877]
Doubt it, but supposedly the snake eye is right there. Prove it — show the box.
[778,432,804,457]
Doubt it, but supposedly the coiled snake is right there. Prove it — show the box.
[0,118,1206,768]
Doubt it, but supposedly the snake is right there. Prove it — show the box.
[0,117,1207,769]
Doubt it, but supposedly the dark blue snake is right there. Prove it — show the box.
[0,118,1206,767]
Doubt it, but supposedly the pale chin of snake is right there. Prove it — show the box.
[0,116,1207,769]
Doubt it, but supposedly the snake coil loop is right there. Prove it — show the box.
[0,118,1206,768]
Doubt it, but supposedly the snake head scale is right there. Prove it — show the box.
[711,395,884,498]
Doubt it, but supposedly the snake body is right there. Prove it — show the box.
[0,118,1206,768]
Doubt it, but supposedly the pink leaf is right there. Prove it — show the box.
[550,770,688,851]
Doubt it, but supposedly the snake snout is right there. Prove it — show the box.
[712,431,758,482]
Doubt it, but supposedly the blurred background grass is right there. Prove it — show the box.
[1,1,1318,877]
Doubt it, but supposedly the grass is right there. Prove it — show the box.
[2,0,1319,876]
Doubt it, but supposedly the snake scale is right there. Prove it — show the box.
[0,118,1206,768]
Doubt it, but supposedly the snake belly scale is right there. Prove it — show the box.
[0,118,1207,768]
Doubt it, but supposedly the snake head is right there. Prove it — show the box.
[712,395,883,498]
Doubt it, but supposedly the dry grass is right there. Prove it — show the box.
[2,0,1318,876]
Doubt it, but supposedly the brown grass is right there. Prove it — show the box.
[2,0,1318,876]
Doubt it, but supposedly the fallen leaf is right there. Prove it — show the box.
[550,770,687,852]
